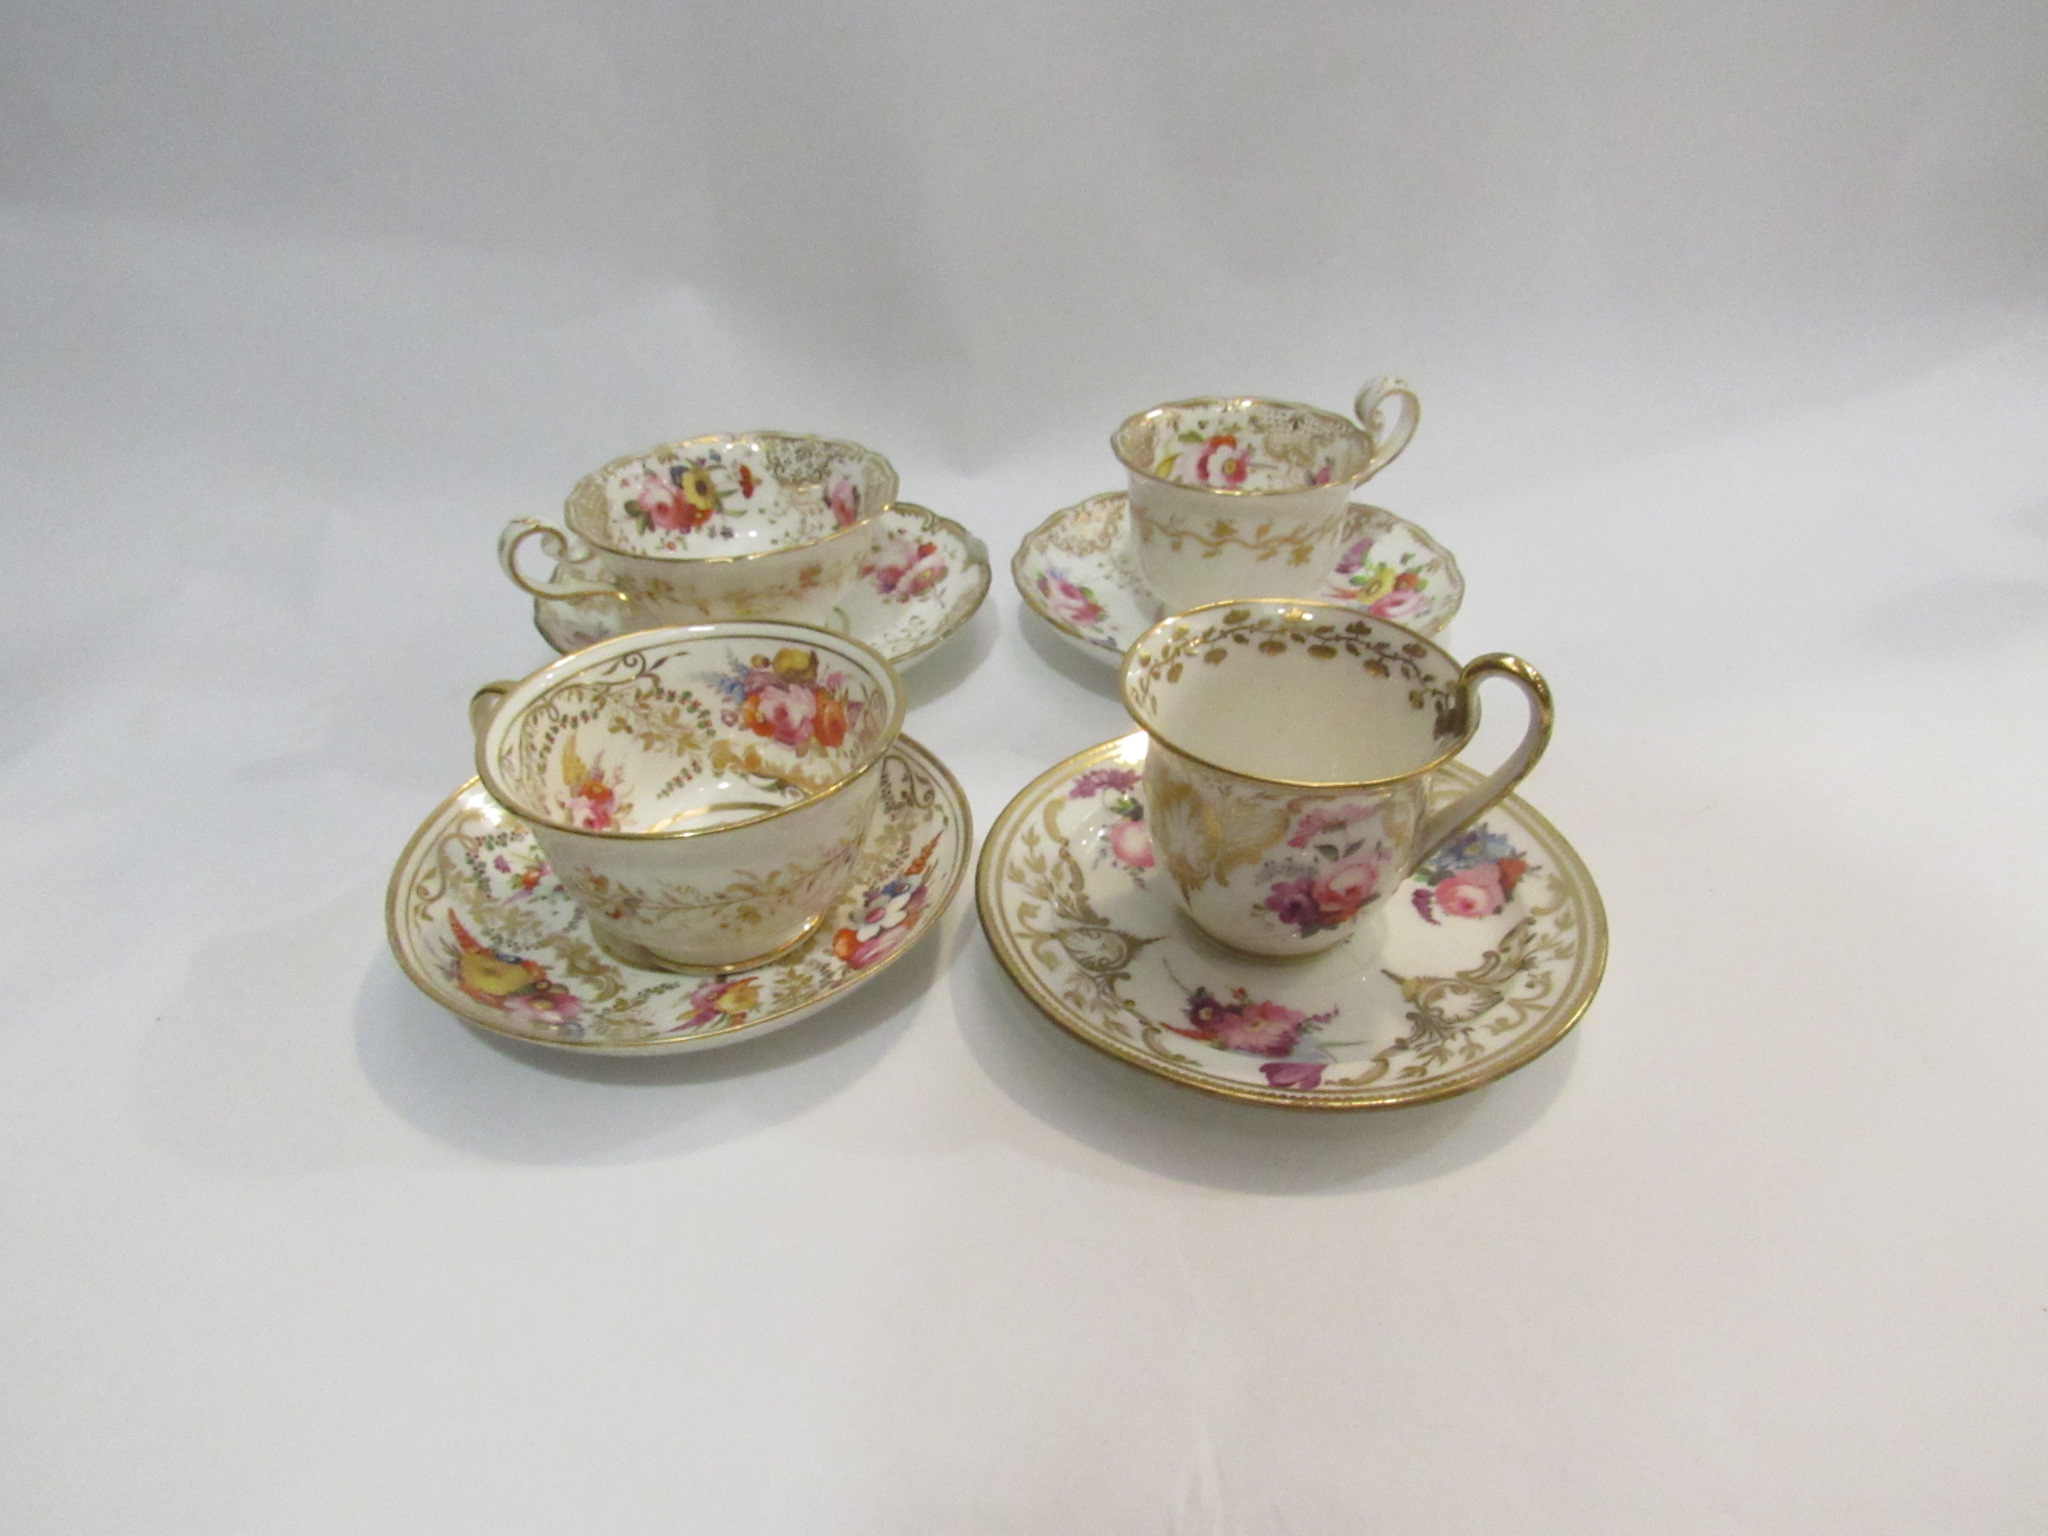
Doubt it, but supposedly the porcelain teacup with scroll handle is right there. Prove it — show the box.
[1111,380,1419,615]
[499,432,898,632]
[1120,599,1551,960]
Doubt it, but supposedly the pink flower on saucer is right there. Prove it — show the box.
[1038,572,1106,629]
[1368,583,1428,622]
[1107,814,1154,870]
[864,533,947,601]
[1434,864,1506,919]
[1184,987,1308,1056]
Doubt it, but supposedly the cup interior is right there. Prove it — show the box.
[481,624,903,836]
[1113,399,1372,493]
[566,433,897,560]
[1123,605,1467,784]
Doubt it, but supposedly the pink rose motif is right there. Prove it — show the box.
[1106,815,1154,869]
[503,989,582,1027]
[632,472,692,532]
[1434,863,1506,919]
[1368,585,1428,622]
[1039,573,1106,629]
[1262,1062,1325,1090]
[1213,1000,1307,1055]
[1311,855,1380,920]
[1194,434,1251,487]
[748,682,818,749]
[1183,988,1308,1057]
[866,534,947,600]
[1176,985,1338,1060]
[826,475,861,528]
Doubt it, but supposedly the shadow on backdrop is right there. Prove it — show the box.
[950,935,1577,1197]
[902,601,1000,713]
[1018,601,1125,704]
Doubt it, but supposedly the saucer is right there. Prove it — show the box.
[387,736,971,1054]
[1012,492,1463,662]
[534,502,990,668]
[977,733,1605,1109]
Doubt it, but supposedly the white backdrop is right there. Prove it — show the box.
[3,2,2045,1530]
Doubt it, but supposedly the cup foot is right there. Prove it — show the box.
[588,912,828,976]
[1181,913,1351,965]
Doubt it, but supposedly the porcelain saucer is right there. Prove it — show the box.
[534,503,990,667]
[977,733,1605,1109]
[387,736,971,1055]
[1012,492,1463,662]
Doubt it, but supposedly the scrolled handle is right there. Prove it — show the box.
[1407,653,1552,875]
[468,680,517,744]
[498,518,626,602]
[1353,377,1420,479]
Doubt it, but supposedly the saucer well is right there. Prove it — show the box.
[1012,492,1463,662]
[387,736,970,1054]
[977,734,1605,1109]
[534,502,990,668]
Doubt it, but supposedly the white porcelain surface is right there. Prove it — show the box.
[389,736,968,1053]
[1014,492,1461,662]
[1110,381,1419,612]
[538,502,990,667]
[978,733,1604,1108]
[474,621,904,971]
[1121,602,1551,958]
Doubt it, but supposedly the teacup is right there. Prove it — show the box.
[499,432,899,630]
[470,621,905,972]
[1111,380,1419,614]
[1120,600,1550,959]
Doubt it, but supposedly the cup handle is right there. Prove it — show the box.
[1407,654,1553,875]
[468,680,517,744]
[499,518,627,601]
[1354,377,1420,479]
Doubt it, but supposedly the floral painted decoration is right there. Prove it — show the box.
[714,647,858,754]
[625,461,725,537]
[1168,982,1337,1089]
[826,473,862,528]
[1331,536,1432,623]
[1068,765,1153,877]
[444,912,583,1028]
[862,529,949,602]
[1036,569,1108,632]
[1152,429,1338,491]
[492,850,550,897]
[832,832,942,969]
[681,975,759,1031]
[1410,826,1529,924]
[561,741,629,831]
[1257,801,1392,938]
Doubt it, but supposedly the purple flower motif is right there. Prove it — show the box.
[1263,875,1325,932]
[1334,537,1374,577]
[1262,1062,1326,1090]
